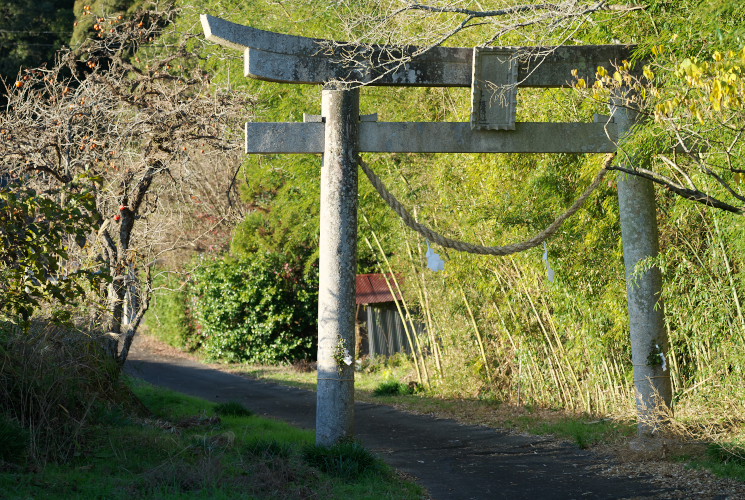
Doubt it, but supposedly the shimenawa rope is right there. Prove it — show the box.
[360,153,616,256]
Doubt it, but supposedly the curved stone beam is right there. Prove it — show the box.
[202,13,327,55]
[202,14,471,86]
[202,14,634,88]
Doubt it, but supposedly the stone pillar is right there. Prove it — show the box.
[612,92,673,437]
[316,85,359,446]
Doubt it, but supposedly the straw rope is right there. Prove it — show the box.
[360,153,616,256]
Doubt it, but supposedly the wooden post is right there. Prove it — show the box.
[315,85,359,446]
[612,92,672,439]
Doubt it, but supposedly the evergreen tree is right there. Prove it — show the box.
[0,0,75,85]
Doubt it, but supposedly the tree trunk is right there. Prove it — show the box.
[105,278,126,358]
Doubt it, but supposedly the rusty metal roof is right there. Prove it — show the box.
[356,273,402,305]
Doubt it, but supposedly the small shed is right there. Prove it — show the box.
[356,273,422,357]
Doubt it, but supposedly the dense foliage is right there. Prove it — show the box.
[189,253,318,363]
[0,177,103,322]
[147,270,197,349]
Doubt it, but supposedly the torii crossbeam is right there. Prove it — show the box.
[202,14,671,445]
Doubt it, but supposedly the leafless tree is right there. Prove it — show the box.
[0,5,253,365]
[322,1,643,83]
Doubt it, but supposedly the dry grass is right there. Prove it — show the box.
[0,321,126,464]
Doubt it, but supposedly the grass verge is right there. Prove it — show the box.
[0,378,424,500]
[228,358,638,446]
[683,442,745,482]
[226,356,745,484]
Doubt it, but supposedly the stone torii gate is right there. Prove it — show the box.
[201,14,671,445]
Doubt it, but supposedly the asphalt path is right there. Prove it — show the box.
[126,341,670,500]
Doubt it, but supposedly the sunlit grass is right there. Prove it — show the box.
[0,378,424,500]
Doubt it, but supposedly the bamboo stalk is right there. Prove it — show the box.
[404,240,444,377]
[612,357,634,406]
[516,339,522,405]
[538,290,590,411]
[713,214,745,340]
[509,257,576,409]
[479,267,519,351]
[361,215,429,386]
[542,343,568,407]
[484,265,522,401]
[490,263,567,407]
[524,349,540,404]
[410,211,447,374]
[668,344,681,395]
[487,265,521,327]
[383,268,432,387]
[601,358,619,411]
[483,290,522,401]
[362,234,425,386]
[459,285,493,383]
[420,276,444,377]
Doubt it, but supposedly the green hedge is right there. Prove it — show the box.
[147,272,198,351]
[190,253,318,363]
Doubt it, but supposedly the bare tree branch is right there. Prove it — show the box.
[608,165,744,215]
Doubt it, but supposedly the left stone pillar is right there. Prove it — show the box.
[316,84,360,446]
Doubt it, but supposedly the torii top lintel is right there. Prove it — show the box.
[201,14,634,88]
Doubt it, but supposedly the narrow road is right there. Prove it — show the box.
[126,339,669,500]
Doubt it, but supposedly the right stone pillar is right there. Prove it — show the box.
[612,91,673,438]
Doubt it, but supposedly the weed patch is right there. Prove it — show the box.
[373,380,416,396]
[0,379,422,499]
[214,401,253,417]
[0,414,28,464]
[531,418,635,449]
[709,442,745,466]
[303,441,384,479]
[0,321,123,465]
[244,439,295,460]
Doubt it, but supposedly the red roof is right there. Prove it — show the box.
[356,273,402,305]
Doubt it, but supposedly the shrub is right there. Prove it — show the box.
[214,401,253,417]
[191,253,318,364]
[302,441,383,478]
[372,380,416,396]
[0,178,103,322]
[359,353,410,374]
[0,414,28,464]
[147,271,198,351]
